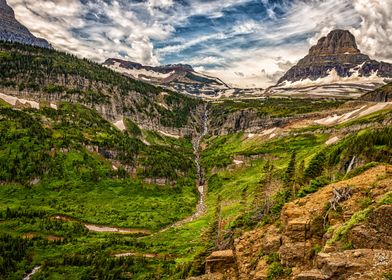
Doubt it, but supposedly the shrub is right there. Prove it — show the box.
[267,261,291,280]
[297,176,330,197]
[304,152,326,180]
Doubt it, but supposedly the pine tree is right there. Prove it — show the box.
[284,151,297,197]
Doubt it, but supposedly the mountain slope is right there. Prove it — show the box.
[361,82,392,102]
[0,0,51,48]
[0,41,203,135]
[104,58,230,97]
[269,30,392,98]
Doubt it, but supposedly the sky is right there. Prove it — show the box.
[7,0,392,88]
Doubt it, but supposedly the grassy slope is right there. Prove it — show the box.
[0,102,197,231]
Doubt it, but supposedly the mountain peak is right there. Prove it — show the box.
[309,29,360,56]
[276,29,392,86]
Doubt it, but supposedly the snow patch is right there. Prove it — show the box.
[108,62,174,80]
[157,102,169,110]
[269,133,277,139]
[0,92,40,109]
[158,130,180,139]
[278,68,385,89]
[246,128,278,139]
[233,159,244,165]
[261,127,278,136]
[85,224,137,233]
[358,103,390,117]
[141,139,151,146]
[326,136,340,145]
[113,119,126,131]
[315,103,391,126]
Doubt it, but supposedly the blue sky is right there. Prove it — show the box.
[8,0,392,87]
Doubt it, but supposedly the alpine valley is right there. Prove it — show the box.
[0,1,391,280]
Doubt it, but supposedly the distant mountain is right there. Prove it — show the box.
[103,58,230,97]
[0,0,51,48]
[269,30,392,98]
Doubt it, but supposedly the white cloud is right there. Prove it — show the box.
[148,0,173,9]
[198,45,306,88]
[232,20,264,35]
[6,0,392,88]
[351,0,392,62]
[184,56,225,66]
[7,0,171,64]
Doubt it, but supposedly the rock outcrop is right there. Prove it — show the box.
[277,30,392,85]
[0,0,51,48]
[194,165,392,280]
[205,250,236,275]
[360,82,392,102]
[348,205,392,250]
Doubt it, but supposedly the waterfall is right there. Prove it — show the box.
[193,103,208,214]
[346,156,356,174]
[23,266,41,280]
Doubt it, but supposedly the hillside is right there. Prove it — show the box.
[361,82,392,102]
[0,42,392,279]
[0,42,203,133]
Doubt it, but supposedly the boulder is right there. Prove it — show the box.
[205,250,235,274]
[349,205,392,249]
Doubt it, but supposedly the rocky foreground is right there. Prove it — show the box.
[191,165,392,280]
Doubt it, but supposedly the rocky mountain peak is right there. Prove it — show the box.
[0,0,52,49]
[276,29,392,86]
[309,29,360,56]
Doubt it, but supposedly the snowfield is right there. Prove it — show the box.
[315,102,392,126]
[0,92,40,109]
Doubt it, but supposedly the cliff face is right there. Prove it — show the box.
[277,30,392,85]
[361,82,392,102]
[0,0,51,48]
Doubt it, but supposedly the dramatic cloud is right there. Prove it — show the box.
[351,0,392,62]
[7,0,392,87]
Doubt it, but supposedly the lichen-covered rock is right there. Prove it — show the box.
[294,269,328,280]
[316,249,392,279]
[349,205,392,249]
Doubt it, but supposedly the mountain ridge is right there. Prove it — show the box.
[103,57,231,97]
[0,0,52,49]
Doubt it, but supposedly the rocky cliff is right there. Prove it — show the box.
[277,30,392,85]
[0,0,51,48]
[192,165,392,280]
[361,82,392,102]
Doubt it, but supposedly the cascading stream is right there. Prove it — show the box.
[158,103,209,232]
[193,103,209,215]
